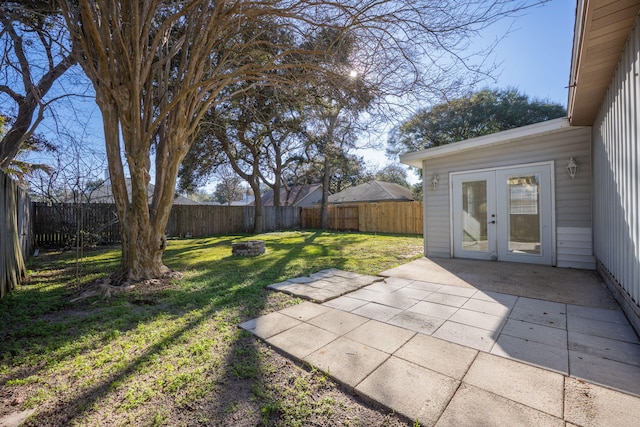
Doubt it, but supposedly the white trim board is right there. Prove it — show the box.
[400,118,589,168]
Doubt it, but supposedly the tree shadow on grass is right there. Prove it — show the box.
[2,231,410,426]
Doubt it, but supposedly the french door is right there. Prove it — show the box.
[452,164,553,265]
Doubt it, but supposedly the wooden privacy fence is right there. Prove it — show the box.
[33,201,422,247]
[33,203,121,246]
[301,201,423,235]
[33,203,303,245]
[1,171,33,297]
[165,205,301,237]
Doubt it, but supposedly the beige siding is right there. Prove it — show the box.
[422,127,592,260]
[592,15,640,329]
[557,227,595,269]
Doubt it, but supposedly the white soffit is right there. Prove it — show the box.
[399,118,585,168]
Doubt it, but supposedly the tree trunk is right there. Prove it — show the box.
[97,94,173,282]
[251,181,263,234]
[119,216,168,281]
[320,154,330,230]
[273,164,282,229]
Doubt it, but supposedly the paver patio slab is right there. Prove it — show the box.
[368,292,417,310]
[266,323,337,359]
[463,352,564,417]
[461,298,511,317]
[472,290,518,306]
[307,309,368,335]
[432,321,497,352]
[566,304,630,324]
[435,384,564,427]
[364,282,403,293]
[407,300,458,320]
[382,276,415,287]
[379,258,618,309]
[424,292,469,307]
[279,301,332,321]
[568,331,640,366]
[491,334,568,374]
[394,333,477,380]
[387,311,445,335]
[355,356,459,426]
[306,337,389,387]
[347,288,382,301]
[345,319,415,353]
[513,297,566,313]
[567,315,639,342]
[500,318,567,348]
[509,306,567,329]
[448,309,506,332]
[406,280,443,292]
[238,312,301,339]
[564,377,640,427]
[351,302,403,322]
[322,295,368,312]
[251,259,640,425]
[569,350,640,396]
[391,287,432,300]
[436,285,478,298]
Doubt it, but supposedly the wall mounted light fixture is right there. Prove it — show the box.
[431,174,439,190]
[567,157,577,179]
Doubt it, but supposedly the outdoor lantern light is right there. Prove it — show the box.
[567,157,577,179]
[431,174,439,190]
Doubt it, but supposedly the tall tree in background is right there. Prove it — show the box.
[301,27,376,229]
[375,164,410,188]
[0,1,76,170]
[59,0,547,282]
[387,88,567,156]
[212,165,246,206]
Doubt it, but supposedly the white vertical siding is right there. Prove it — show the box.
[592,15,640,322]
[422,127,592,262]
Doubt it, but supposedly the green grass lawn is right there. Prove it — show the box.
[0,231,423,426]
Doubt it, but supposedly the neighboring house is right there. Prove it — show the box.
[328,180,414,204]
[400,0,640,332]
[259,184,323,207]
[81,179,200,205]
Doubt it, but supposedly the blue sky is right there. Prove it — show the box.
[18,0,577,190]
[362,0,576,175]
[480,0,575,106]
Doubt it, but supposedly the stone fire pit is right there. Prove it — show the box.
[232,240,266,256]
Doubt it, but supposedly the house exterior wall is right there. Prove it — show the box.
[422,127,592,267]
[592,15,640,331]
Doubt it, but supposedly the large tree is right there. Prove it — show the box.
[0,1,76,170]
[59,1,546,282]
[387,88,567,156]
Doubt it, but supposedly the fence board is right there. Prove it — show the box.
[301,202,423,235]
[1,171,32,297]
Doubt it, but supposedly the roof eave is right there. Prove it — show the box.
[567,0,640,126]
[399,118,576,168]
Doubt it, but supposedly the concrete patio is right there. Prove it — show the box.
[240,258,640,426]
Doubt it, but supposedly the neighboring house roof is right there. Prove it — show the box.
[568,0,640,126]
[400,118,588,167]
[328,180,413,204]
[259,184,323,207]
[83,179,200,205]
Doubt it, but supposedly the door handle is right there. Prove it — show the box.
[489,220,496,224]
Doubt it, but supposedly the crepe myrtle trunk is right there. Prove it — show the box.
[98,97,177,282]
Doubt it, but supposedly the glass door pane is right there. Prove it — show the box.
[506,174,541,255]
[461,181,488,252]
